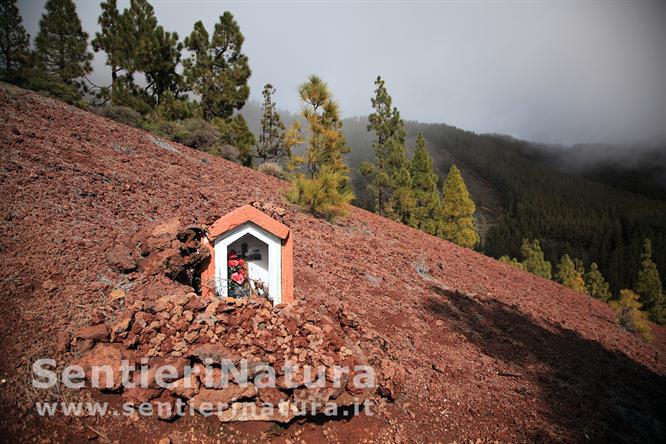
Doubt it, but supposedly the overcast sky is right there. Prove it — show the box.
[18,0,666,145]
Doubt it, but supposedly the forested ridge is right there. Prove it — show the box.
[244,101,666,298]
[339,117,666,296]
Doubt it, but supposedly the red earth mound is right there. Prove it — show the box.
[1,83,664,442]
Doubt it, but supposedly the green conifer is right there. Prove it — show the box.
[585,262,611,302]
[520,239,552,279]
[34,0,92,98]
[635,239,664,324]
[91,0,123,100]
[297,75,349,179]
[363,76,412,220]
[183,13,250,121]
[409,133,440,235]
[287,75,353,219]
[440,165,479,249]
[0,0,30,82]
[499,255,526,271]
[91,0,182,110]
[256,83,289,164]
[556,254,587,294]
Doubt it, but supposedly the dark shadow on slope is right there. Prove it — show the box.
[424,285,666,443]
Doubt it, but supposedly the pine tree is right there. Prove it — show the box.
[121,0,182,107]
[34,0,92,94]
[143,25,182,104]
[385,156,415,226]
[362,76,412,219]
[409,133,440,234]
[91,0,124,101]
[611,289,652,341]
[635,239,664,324]
[287,75,353,219]
[256,83,289,164]
[439,165,479,248]
[0,0,30,82]
[520,239,552,279]
[556,254,587,294]
[121,0,155,69]
[297,75,350,179]
[183,13,250,121]
[585,262,611,301]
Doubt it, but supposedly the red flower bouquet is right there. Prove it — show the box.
[227,250,249,297]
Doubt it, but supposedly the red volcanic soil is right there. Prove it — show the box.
[1,83,665,443]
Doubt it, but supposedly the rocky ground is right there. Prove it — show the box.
[68,215,395,424]
[0,82,665,443]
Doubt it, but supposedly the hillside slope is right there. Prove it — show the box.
[1,83,665,443]
[343,117,666,296]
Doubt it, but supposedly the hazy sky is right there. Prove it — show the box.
[18,0,666,145]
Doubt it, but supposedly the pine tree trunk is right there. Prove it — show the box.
[111,66,117,104]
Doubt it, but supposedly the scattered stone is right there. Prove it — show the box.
[190,384,258,412]
[216,401,297,423]
[170,374,199,399]
[74,343,134,390]
[41,279,57,292]
[106,245,137,273]
[378,359,405,402]
[109,289,126,301]
[76,324,110,342]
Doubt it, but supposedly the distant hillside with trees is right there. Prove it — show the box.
[342,117,666,302]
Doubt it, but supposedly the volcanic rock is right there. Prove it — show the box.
[76,324,110,342]
[74,343,134,390]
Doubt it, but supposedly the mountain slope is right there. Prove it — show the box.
[1,83,665,443]
[342,118,666,295]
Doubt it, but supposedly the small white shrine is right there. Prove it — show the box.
[201,205,294,305]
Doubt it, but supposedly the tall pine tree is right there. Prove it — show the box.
[556,254,587,294]
[635,239,664,324]
[91,0,124,101]
[183,13,253,164]
[585,262,611,302]
[183,13,250,121]
[362,76,412,220]
[122,0,181,107]
[409,133,440,235]
[256,83,290,164]
[34,0,92,97]
[297,75,349,179]
[0,0,30,82]
[440,165,479,249]
[287,75,353,219]
[520,239,552,279]
[143,24,182,104]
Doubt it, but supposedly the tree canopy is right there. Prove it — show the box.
[183,13,250,121]
[0,0,30,81]
[557,254,587,294]
[440,165,479,249]
[287,75,353,219]
[34,0,92,94]
[409,133,440,235]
